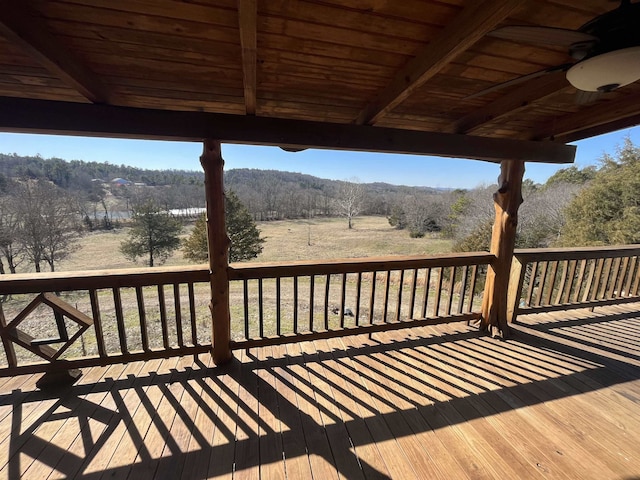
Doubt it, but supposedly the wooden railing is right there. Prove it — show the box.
[507,245,640,321]
[3,245,637,375]
[0,266,211,375]
[228,253,493,349]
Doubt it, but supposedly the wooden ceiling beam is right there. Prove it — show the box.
[0,97,575,164]
[532,93,640,141]
[455,71,568,134]
[355,0,527,126]
[545,114,640,144]
[0,1,110,104]
[238,0,257,115]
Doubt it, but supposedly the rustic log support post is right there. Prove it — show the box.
[200,139,233,365]
[480,159,525,337]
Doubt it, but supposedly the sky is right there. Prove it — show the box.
[0,126,638,189]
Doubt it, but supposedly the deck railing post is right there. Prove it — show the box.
[480,159,524,336]
[200,139,233,365]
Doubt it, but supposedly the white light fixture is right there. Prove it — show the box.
[566,46,640,92]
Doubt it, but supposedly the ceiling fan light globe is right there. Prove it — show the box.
[566,46,640,92]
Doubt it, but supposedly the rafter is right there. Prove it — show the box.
[552,114,640,144]
[531,92,640,142]
[0,1,110,104]
[0,97,575,164]
[355,0,527,126]
[455,71,568,134]
[238,0,257,115]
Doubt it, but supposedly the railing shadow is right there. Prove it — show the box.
[1,305,639,479]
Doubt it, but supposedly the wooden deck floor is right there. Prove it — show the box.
[1,304,640,479]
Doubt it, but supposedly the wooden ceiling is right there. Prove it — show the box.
[1,0,638,163]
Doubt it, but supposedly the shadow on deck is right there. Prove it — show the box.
[1,304,640,479]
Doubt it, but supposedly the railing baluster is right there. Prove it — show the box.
[369,271,377,325]
[112,287,128,354]
[543,261,558,305]
[158,285,169,350]
[173,283,184,348]
[395,270,404,321]
[408,268,417,319]
[605,257,620,298]
[615,257,628,297]
[188,282,197,346]
[562,260,577,304]
[554,260,569,305]
[535,262,548,306]
[355,272,362,325]
[433,267,443,316]
[340,273,347,328]
[135,286,149,352]
[525,261,537,307]
[382,271,391,322]
[594,258,608,300]
[603,257,618,299]
[309,275,315,331]
[623,256,638,297]
[457,266,468,314]
[445,266,456,315]
[276,277,281,336]
[572,259,587,303]
[89,289,106,357]
[632,258,640,296]
[258,278,264,337]
[582,259,598,302]
[421,268,431,318]
[467,265,478,313]
[324,274,331,330]
[293,276,299,333]
[243,279,249,340]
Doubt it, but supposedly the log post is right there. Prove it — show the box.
[480,159,525,336]
[200,139,233,365]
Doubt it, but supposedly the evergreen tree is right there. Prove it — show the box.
[120,199,183,266]
[183,190,264,263]
[561,138,640,246]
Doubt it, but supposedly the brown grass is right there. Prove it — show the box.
[1,216,458,365]
[60,215,452,271]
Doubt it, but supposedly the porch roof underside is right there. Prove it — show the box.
[2,304,640,478]
[2,1,639,164]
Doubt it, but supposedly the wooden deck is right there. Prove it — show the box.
[1,304,640,479]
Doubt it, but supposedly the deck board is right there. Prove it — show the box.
[0,303,639,479]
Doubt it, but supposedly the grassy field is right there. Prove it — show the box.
[1,216,459,365]
[60,215,453,271]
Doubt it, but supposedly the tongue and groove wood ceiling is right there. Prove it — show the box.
[0,0,638,162]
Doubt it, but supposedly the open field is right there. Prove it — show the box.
[61,215,454,271]
[0,216,458,365]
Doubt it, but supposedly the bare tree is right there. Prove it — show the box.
[0,194,24,274]
[335,178,365,229]
[17,180,83,272]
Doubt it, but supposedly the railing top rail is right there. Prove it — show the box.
[0,252,497,294]
[0,265,210,295]
[229,252,495,280]
[514,244,640,262]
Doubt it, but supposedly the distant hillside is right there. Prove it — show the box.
[0,153,203,191]
[0,154,451,221]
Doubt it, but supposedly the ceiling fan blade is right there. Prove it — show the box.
[464,63,571,100]
[488,25,598,47]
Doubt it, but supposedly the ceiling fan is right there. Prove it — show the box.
[469,0,640,100]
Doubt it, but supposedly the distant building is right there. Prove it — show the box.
[110,178,132,186]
